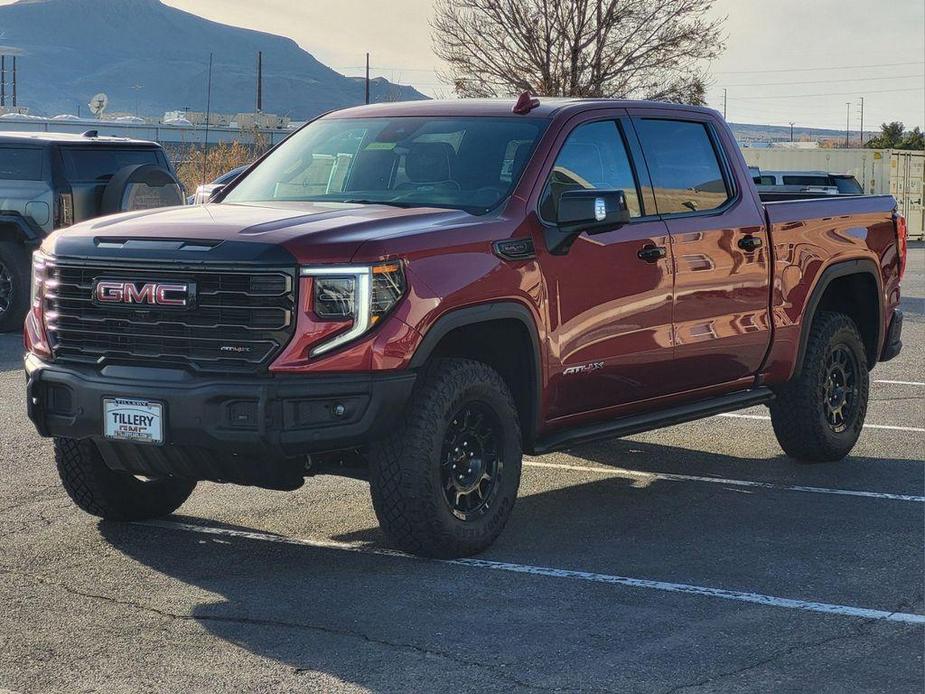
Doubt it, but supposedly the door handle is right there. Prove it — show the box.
[637,244,667,263]
[738,235,763,252]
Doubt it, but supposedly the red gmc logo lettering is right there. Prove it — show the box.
[95,281,190,307]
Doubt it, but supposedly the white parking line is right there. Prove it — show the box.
[522,461,925,502]
[139,520,925,626]
[874,380,925,387]
[718,413,925,433]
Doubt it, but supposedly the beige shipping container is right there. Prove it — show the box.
[741,148,924,239]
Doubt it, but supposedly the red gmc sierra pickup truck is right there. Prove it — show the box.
[24,97,907,557]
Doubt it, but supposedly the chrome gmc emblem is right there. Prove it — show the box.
[94,280,194,308]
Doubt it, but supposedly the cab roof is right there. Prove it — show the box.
[327,97,719,120]
[0,131,160,146]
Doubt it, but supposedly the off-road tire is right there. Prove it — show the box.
[55,438,196,520]
[369,358,523,558]
[0,241,30,333]
[770,312,869,462]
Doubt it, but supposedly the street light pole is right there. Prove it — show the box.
[858,96,865,145]
[365,53,370,105]
[845,102,850,148]
[789,121,795,143]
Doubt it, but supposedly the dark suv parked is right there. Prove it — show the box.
[0,131,183,330]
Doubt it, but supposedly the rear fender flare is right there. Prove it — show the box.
[0,213,44,247]
[793,258,883,378]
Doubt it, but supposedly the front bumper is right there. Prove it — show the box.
[25,355,416,483]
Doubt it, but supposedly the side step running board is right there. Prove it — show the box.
[531,387,774,454]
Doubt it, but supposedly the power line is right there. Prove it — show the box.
[719,74,924,88]
[713,61,925,75]
[725,86,924,101]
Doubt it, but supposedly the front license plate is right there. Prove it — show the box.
[103,398,164,445]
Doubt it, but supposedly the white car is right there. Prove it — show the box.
[188,164,250,205]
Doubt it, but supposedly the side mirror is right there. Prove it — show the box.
[557,189,631,234]
[207,184,226,202]
[546,189,631,254]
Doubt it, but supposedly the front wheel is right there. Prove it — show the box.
[769,311,870,462]
[368,359,523,558]
[55,438,196,520]
[0,241,30,333]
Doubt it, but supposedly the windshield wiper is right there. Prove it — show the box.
[342,199,420,208]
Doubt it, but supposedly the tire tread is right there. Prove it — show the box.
[770,311,869,462]
[369,358,522,558]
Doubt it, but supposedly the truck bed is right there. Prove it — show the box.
[759,194,902,382]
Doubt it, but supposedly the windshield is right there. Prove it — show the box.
[223,116,547,214]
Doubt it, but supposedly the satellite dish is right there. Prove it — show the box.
[88,93,109,118]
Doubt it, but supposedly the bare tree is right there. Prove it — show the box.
[432,0,724,104]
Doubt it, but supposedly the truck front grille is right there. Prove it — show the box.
[44,259,296,373]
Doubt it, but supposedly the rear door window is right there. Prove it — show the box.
[634,119,732,214]
[0,147,44,180]
[61,147,161,182]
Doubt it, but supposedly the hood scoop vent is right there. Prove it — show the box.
[94,238,222,252]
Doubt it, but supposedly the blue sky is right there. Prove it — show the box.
[2,0,923,130]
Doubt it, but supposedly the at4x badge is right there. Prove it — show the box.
[562,361,604,376]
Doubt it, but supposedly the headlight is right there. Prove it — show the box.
[301,260,406,356]
[31,252,49,307]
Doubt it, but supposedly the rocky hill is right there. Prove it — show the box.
[0,0,426,118]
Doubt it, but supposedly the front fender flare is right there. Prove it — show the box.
[409,301,543,444]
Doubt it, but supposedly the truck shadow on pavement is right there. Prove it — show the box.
[0,334,23,372]
[96,442,924,691]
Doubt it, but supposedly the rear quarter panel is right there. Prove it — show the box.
[761,195,900,382]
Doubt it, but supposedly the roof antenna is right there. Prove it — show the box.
[81,130,99,138]
[512,91,539,114]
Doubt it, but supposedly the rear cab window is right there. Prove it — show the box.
[782,175,829,186]
[60,147,165,182]
[633,119,732,215]
[0,146,45,180]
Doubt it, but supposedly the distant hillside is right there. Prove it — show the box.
[729,122,856,143]
[0,0,426,118]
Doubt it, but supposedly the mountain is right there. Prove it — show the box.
[0,0,426,118]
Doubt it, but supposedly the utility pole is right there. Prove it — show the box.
[845,102,850,148]
[131,83,143,117]
[256,51,263,114]
[858,96,865,145]
[722,88,727,119]
[202,52,213,186]
[365,52,370,105]
[1,56,5,109]
[11,56,16,108]
[789,121,795,143]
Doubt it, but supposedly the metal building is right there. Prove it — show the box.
[742,148,924,239]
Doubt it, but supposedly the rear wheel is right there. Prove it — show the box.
[55,438,196,520]
[0,241,29,333]
[368,359,522,558]
[769,312,869,462]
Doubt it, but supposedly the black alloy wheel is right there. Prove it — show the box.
[0,260,12,316]
[823,344,860,433]
[441,402,504,521]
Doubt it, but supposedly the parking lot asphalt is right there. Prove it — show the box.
[1,247,922,693]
